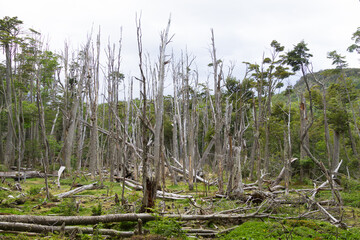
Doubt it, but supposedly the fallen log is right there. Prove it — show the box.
[0,171,57,180]
[56,182,98,198]
[182,228,218,234]
[156,190,193,200]
[0,222,133,237]
[0,213,271,226]
[115,177,192,200]
[171,165,209,184]
[120,179,143,191]
[0,186,10,191]
[0,230,38,237]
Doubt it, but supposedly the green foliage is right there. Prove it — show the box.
[91,202,102,216]
[114,221,137,231]
[327,50,348,69]
[145,217,187,239]
[92,223,105,240]
[340,178,360,208]
[220,220,360,240]
[204,127,215,143]
[28,186,42,195]
[0,16,23,45]
[0,164,8,171]
[348,27,360,54]
[50,198,78,216]
[283,40,313,72]
[47,135,62,157]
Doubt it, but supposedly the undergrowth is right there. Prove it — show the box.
[220,220,360,240]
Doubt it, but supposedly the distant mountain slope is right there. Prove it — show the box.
[293,68,360,92]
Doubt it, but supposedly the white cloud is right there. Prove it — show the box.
[2,0,360,95]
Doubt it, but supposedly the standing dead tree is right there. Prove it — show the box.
[137,16,172,212]
[88,30,101,179]
[105,33,123,182]
[210,29,225,194]
[61,39,91,173]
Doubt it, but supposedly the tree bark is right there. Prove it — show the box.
[0,222,133,237]
[333,130,340,171]
[89,31,101,178]
[4,43,15,167]
[62,42,89,173]
[56,182,98,198]
[211,29,224,194]
[0,213,271,226]
[299,93,309,181]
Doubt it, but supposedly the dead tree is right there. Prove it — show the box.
[89,30,101,179]
[62,40,90,173]
[35,53,50,199]
[210,29,224,194]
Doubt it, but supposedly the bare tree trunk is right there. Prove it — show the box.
[322,87,333,167]
[0,103,3,163]
[299,93,309,181]
[89,31,101,179]
[4,44,15,167]
[171,98,179,185]
[76,95,87,171]
[348,127,358,156]
[284,88,292,195]
[333,130,340,171]
[210,29,224,194]
[62,41,90,173]
[309,72,334,171]
[36,69,50,199]
[150,17,171,209]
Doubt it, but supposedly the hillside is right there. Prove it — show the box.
[293,68,360,92]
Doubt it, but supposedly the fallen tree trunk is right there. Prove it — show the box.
[0,186,10,191]
[0,213,270,226]
[171,165,209,184]
[0,222,133,237]
[116,178,143,191]
[56,182,98,198]
[0,171,57,180]
[115,177,192,199]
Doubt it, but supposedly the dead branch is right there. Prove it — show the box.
[56,182,98,198]
[57,166,66,188]
[310,160,342,201]
[270,158,297,188]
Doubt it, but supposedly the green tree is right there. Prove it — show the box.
[0,16,23,167]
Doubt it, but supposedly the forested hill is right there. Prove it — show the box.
[293,68,360,92]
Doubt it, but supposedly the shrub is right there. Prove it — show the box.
[51,198,77,216]
[28,186,42,196]
[91,202,102,216]
[145,217,186,239]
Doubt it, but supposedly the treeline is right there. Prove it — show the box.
[1,16,360,210]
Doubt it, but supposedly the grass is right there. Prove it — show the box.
[220,220,360,240]
[1,176,360,239]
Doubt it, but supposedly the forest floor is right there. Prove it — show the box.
[1,172,360,239]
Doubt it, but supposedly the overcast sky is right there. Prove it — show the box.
[2,0,360,96]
